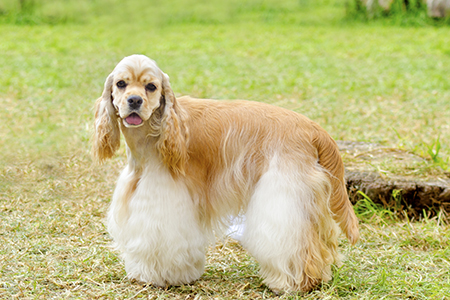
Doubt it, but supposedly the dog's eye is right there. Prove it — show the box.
[117,80,127,88]
[146,83,157,92]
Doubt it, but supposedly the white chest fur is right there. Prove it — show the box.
[107,161,208,286]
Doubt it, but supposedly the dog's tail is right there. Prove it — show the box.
[312,125,359,245]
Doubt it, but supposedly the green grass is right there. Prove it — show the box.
[1,0,450,298]
[1,1,449,167]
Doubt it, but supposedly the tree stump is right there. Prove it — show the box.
[338,141,450,218]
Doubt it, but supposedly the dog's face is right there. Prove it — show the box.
[111,55,165,128]
[93,54,181,166]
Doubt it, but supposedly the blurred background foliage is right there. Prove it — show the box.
[0,0,449,26]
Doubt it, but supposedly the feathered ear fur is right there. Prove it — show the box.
[156,73,189,176]
[92,73,121,163]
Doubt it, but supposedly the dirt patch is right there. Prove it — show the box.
[338,141,450,218]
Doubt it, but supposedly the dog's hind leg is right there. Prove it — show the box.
[241,156,340,293]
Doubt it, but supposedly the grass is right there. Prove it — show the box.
[1,0,450,298]
[2,158,449,298]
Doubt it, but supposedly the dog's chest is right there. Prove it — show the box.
[108,164,204,248]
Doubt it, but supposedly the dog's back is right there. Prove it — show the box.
[178,96,359,244]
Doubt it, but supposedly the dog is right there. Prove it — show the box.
[92,54,359,293]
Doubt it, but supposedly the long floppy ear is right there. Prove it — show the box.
[156,72,189,176]
[92,73,121,163]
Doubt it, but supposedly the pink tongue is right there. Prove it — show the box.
[126,114,143,125]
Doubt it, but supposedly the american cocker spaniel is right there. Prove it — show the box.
[93,54,359,293]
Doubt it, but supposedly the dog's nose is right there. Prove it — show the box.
[127,95,143,110]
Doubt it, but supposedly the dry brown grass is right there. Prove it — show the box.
[1,154,449,299]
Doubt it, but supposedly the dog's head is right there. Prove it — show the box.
[108,55,172,128]
[92,55,187,174]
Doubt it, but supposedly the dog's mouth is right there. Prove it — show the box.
[123,113,143,127]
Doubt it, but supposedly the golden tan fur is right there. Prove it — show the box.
[92,54,359,293]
